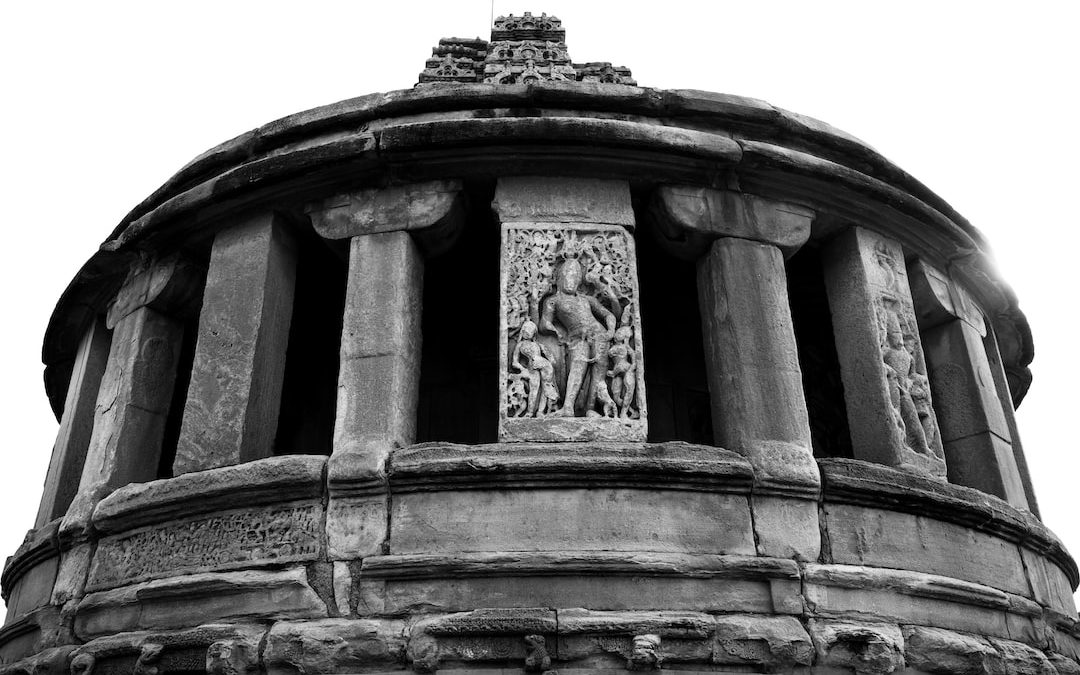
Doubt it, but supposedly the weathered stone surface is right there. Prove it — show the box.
[409,609,556,671]
[751,496,820,560]
[104,253,202,329]
[264,619,406,674]
[61,306,184,539]
[74,568,327,639]
[390,487,754,556]
[698,237,818,492]
[88,502,323,590]
[823,503,1030,596]
[556,609,711,667]
[333,231,423,469]
[493,176,634,226]
[1,555,57,625]
[902,626,1004,674]
[308,180,464,240]
[92,455,326,533]
[50,543,91,609]
[35,318,111,528]
[1052,653,1080,675]
[653,186,813,257]
[988,637,1055,674]
[809,619,904,673]
[326,494,387,561]
[174,213,298,475]
[823,226,947,477]
[0,645,74,675]
[712,614,812,668]
[332,562,352,618]
[1022,547,1079,616]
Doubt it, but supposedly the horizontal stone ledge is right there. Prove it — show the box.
[378,117,743,162]
[74,567,328,640]
[361,551,800,581]
[819,458,1078,588]
[803,563,1040,614]
[389,441,754,493]
[0,519,59,598]
[92,455,327,534]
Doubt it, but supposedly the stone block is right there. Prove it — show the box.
[822,503,1029,596]
[105,253,203,329]
[92,455,327,533]
[0,645,75,675]
[902,625,1004,674]
[74,568,327,639]
[326,494,387,561]
[822,227,946,477]
[751,496,820,561]
[2,556,58,623]
[174,212,298,474]
[308,180,464,240]
[50,543,92,608]
[653,186,813,256]
[712,614,813,669]
[697,238,819,491]
[87,502,323,590]
[264,619,406,674]
[988,637,1054,674]
[408,609,556,671]
[808,619,905,674]
[390,488,755,556]
[493,176,634,226]
[1052,654,1080,675]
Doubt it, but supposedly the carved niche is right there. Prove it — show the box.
[500,223,647,442]
[871,241,947,470]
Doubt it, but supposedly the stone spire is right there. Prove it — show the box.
[418,11,635,86]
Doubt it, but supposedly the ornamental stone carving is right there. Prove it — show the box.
[500,224,646,442]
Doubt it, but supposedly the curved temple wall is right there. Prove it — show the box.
[1,15,1076,675]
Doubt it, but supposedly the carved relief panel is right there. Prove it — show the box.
[500,223,647,442]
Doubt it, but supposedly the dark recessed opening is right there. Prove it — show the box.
[416,188,500,444]
[158,316,200,479]
[787,244,853,459]
[638,233,713,445]
[274,227,347,456]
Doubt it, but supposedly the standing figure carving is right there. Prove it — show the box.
[880,306,931,456]
[501,225,647,441]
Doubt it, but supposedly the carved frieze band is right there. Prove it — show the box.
[500,223,647,442]
[87,503,322,590]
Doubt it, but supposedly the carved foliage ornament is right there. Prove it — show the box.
[500,224,646,442]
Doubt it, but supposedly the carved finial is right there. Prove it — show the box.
[70,653,96,675]
[626,634,662,670]
[133,644,164,675]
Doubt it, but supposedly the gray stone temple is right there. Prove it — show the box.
[2,11,1077,674]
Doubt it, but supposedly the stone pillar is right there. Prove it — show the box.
[494,176,645,442]
[652,186,818,560]
[822,227,947,478]
[307,180,463,558]
[983,326,1041,517]
[59,254,200,539]
[34,317,111,528]
[173,213,298,475]
[910,261,1029,508]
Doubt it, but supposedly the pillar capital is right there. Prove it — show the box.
[307,180,465,255]
[105,252,203,329]
[651,186,814,259]
[909,259,985,335]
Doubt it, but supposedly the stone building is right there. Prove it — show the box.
[1,11,1077,674]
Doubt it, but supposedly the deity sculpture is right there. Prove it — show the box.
[524,634,555,673]
[881,308,931,456]
[133,643,163,675]
[510,319,560,416]
[608,323,637,419]
[539,257,617,417]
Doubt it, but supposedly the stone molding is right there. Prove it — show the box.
[0,522,58,603]
[819,458,1078,588]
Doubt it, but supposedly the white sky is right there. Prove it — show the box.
[0,1,1077,620]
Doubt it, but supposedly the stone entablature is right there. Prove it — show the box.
[4,13,1074,675]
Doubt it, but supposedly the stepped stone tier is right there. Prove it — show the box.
[3,11,1078,675]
